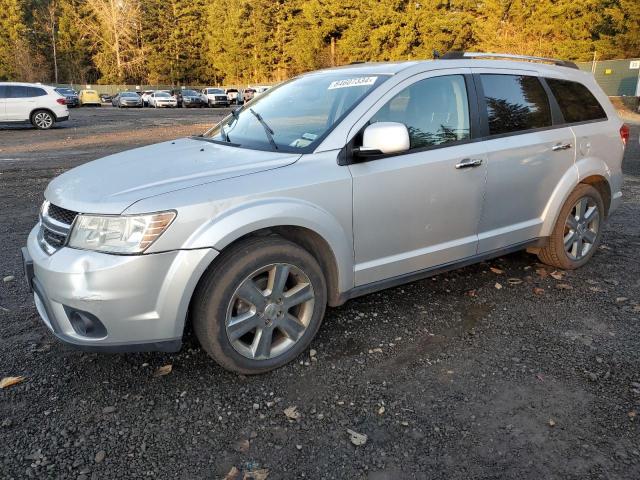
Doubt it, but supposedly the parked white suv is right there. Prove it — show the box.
[22,53,627,374]
[0,82,69,129]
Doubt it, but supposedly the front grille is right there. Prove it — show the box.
[39,202,78,254]
[43,229,66,248]
[47,203,77,225]
[215,96,227,101]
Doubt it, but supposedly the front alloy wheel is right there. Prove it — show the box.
[226,263,315,360]
[192,236,327,374]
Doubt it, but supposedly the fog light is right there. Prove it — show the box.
[64,307,107,338]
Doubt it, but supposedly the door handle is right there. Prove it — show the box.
[552,143,572,151]
[455,158,483,169]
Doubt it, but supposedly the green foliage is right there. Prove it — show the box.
[0,0,638,84]
[0,0,28,79]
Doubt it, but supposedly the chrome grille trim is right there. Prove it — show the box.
[39,200,78,254]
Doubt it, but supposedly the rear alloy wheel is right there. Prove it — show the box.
[192,236,327,374]
[31,110,55,130]
[537,184,604,269]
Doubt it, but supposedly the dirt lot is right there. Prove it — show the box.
[1,107,639,480]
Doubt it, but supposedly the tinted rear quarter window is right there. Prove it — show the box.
[480,74,552,136]
[545,78,607,123]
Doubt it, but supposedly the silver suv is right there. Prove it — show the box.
[22,53,628,374]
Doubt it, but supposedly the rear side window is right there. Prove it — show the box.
[28,87,46,97]
[480,74,552,135]
[545,78,607,123]
[0,86,7,98]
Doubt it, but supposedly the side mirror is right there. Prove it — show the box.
[356,122,410,157]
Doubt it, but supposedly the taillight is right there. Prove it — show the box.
[56,98,66,105]
[620,124,629,146]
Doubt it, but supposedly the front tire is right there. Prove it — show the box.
[31,110,55,130]
[192,236,327,374]
[537,184,604,269]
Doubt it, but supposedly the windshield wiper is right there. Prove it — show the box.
[249,108,277,150]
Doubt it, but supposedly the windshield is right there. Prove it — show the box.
[207,88,224,94]
[202,72,388,152]
[121,92,138,97]
[156,92,170,98]
[182,90,197,96]
[56,88,76,95]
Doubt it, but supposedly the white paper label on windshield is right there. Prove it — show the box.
[328,77,378,90]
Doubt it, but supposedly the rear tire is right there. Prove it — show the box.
[31,110,55,130]
[192,236,327,374]
[537,184,604,269]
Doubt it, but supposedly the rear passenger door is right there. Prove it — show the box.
[5,85,37,121]
[473,69,576,253]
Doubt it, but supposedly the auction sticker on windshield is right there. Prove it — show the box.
[328,77,378,89]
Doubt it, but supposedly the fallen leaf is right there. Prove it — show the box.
[490,267,504,274]
[548,418,556,427]
[535,268,549,279]
[346,428,368,446]
[494,282,503,290]
[533,287,545,295]
[556,283,573,290]
[616,297,628,303]
[283,406,301,421]
[550,271,565,280]
[153,364,172,377]
[465,289,477,297]
[507,278,523,285]
[629,411,637,420]
[378,406,385,415]
[243,468,269,480]
[0,376,25,389]
[368,347,383,354]
[224,467,240,480]
[589,286,605,292]
[535,373,544,382]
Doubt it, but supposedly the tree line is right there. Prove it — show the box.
[0,0,638,86]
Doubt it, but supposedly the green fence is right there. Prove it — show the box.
[576,58,640,97]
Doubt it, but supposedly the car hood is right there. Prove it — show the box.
[45,138,301,214]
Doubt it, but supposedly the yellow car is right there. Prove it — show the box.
[78,89,102,106]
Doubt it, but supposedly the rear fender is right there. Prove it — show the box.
[540,157,612,236]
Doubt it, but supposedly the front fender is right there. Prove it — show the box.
[540,157,613,236]
[183,198,354,293]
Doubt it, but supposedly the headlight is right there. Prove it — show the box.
[67,211,176,254]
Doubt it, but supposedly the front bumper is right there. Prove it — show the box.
[24,225,218,352]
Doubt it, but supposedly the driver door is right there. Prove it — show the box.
[349,70,488,286]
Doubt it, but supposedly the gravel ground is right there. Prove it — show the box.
[1,108,639,480]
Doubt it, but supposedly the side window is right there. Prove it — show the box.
[480,74,551,135]
[29,87,46,97]
[0,85,7,98]
[370,75,471,149]
[545,78,607,123]
[7,86,30,98]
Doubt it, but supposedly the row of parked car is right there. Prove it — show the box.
[54,86,272,109]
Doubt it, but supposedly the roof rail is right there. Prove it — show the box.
[441,51,579,70]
